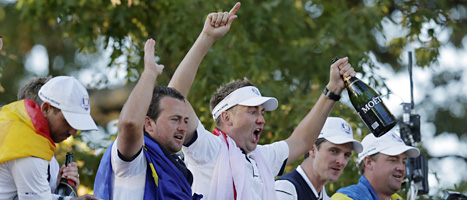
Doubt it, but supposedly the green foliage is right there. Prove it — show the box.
[2,0,465,99]
[1,0,466,197]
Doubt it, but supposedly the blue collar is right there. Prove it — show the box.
[359,175,380,199]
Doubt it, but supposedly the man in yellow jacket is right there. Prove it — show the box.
[0,76,98,199]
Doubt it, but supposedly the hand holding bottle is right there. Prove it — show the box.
[55,154,100,200]
[327,57,356,95]
[332,57,397,137]
[58,161,80,188]
[55,152,78,197]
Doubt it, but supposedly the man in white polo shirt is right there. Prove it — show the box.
[331,130,420,200]
[275,117,363,200]
[0,76,98,200]
[168,2,356,199]
[16,76,85,200]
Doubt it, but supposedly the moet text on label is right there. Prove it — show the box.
[361,96,382,114]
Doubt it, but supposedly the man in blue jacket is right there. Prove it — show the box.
[93,39,199,200]
[332,130,420,200]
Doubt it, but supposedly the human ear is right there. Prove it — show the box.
[364,156,373,170]
[310,145,317,158]
[144,116,155,132]
[40,102,52,117]
[221,111,233,126]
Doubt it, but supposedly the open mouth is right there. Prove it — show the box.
[252,128,262,142]
[393,174,403,181]
[174,134,184,142]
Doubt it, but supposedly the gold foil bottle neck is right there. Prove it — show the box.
[345,76,358,88]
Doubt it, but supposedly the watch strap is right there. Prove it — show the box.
[323,87,341,101]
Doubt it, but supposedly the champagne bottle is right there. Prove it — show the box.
[54,152,78,197]
[332,57,397,137]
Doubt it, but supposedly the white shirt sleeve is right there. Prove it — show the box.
[275,179,297,200]
[10,157,53,200]
[182,120,222,164]
[48,156,60,193]
[256,141,289,175]
[110,138,146,199]
[111,138,147,177]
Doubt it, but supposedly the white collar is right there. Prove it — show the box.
[296,165,328,199]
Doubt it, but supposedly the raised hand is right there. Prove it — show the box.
[58,161,80,187]
[144,39,164,76]
[202,2,241,40]
[328,57,356,94]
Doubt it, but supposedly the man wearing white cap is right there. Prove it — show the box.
[275,117,363,200]
[0,76,98,199]
[16,76,95,200]
[168,2,356,199]
[331,130,420,200]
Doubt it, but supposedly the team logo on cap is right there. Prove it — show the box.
[252,88,260,96]
[82,96,90,111]
[341,122,351,134]
[391,133,403,143]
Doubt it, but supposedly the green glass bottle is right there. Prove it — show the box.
[333,57,397,137]
[344,76,397,137]
[54,152,78,197]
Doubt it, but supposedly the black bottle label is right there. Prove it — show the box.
[355,95,396,137]
[333,57,396,137]
[361,96,383,114]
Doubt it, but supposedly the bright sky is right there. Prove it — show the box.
[371,40,467,195]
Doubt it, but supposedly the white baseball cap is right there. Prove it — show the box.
[211,86,278,120]
[38,76,98,131]
[318,117,363,153]
[357,129,420,164]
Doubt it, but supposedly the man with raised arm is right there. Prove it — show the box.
[168,2,356,199]
[94,39,201,199]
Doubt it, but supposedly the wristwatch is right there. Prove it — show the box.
[323,87,341,101]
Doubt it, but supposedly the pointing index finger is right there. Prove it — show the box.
[229,2,241,17]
